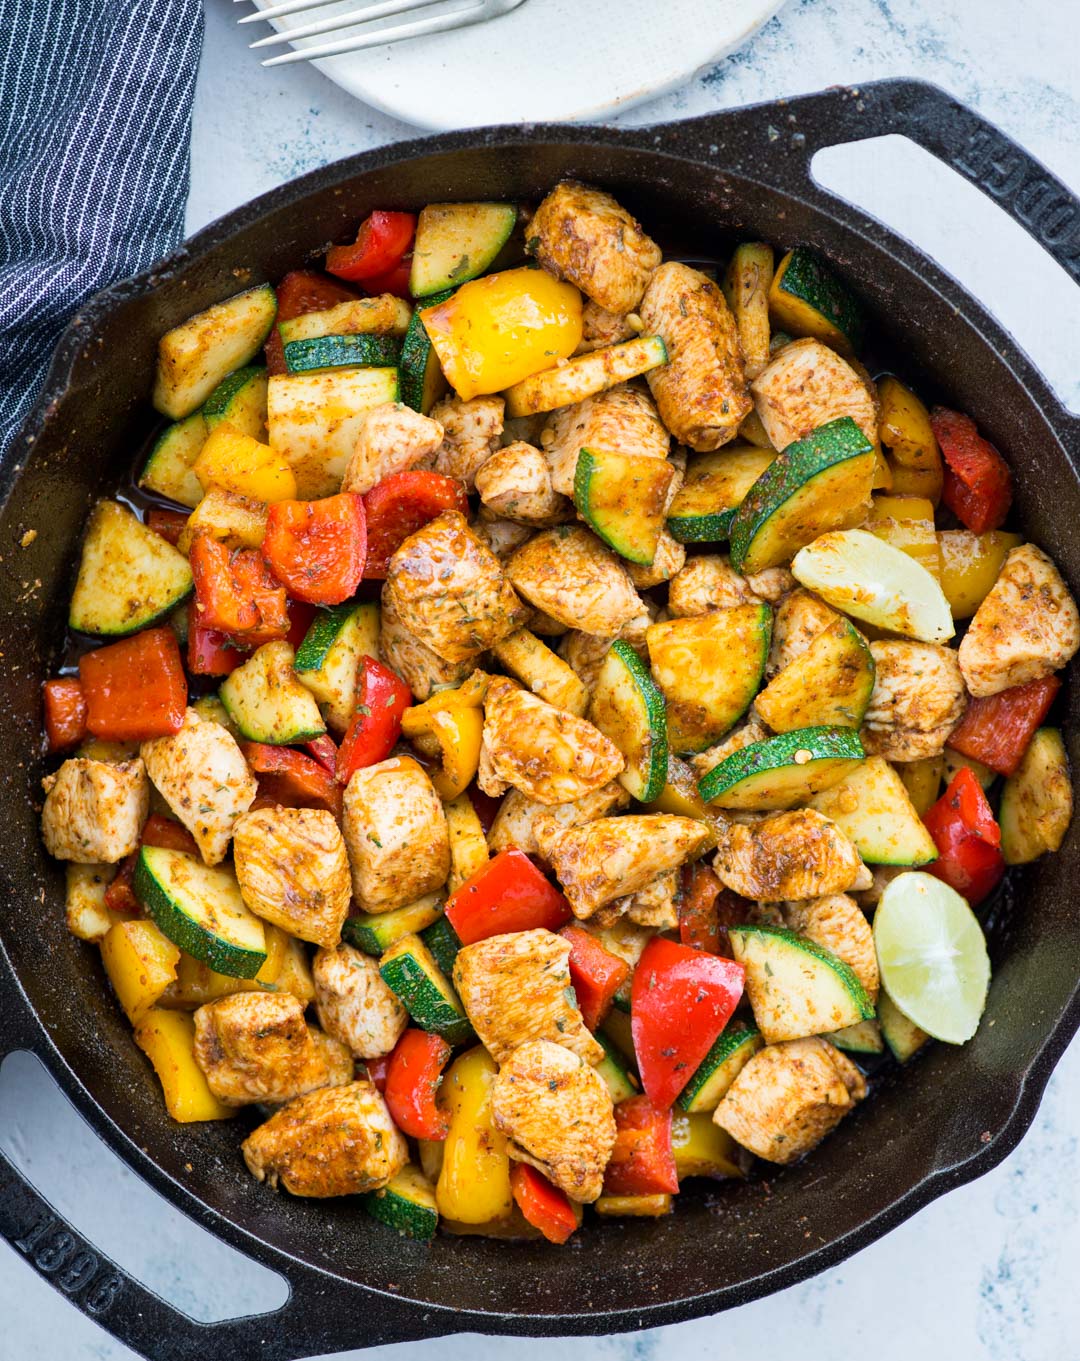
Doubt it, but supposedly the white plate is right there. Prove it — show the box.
[259,0,788,131]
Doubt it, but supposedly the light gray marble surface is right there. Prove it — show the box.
[3,0,1080,1356]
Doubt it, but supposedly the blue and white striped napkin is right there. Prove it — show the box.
[0,1,204,455]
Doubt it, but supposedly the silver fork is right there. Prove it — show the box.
[238,0,527,67]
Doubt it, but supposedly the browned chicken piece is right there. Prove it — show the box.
[384,510,526,664]
[41,757,148,864]
[714,1037,866,1165]
[379,587,472,701]
[193,993,353,1107]
[666,554,762,617]
[559,630,614,693]
[242,1079,408,1197]
[312,943,408,1059]
[473,441,573,527]
[783,894,879,1002]
[141,707,256,865]
[341,402,444,495]
[639,262,752,451]
[527,181,661,314]
[627,529,687,591]
[745,567,797,603]
[577,299,638,352]
[767,588,840,677]
[751,338,878,452]
[431,393,504,488]
[488,781,630,856]
[861,641,967,762]
[232,805,351,948]
[689,720,771,779]
[453,929,604,1065]
[714,810,865,901]
[342,755,450,912]
[852,863,907,909]
[958,543,1080,697]
[471,510,535,565]
[541,383,669,497]
[491,1040,617,1203]
[507,526,645,635]
[620,867,679,930]
[480,677,624,806]
[546,814,714,919]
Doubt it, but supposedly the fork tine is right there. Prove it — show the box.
[261,0,485,63]
[250,0,442,47]
[239,0,373,26]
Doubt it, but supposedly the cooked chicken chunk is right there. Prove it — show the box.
[141,708,256,865]
[480,677,624,805]
[667,554,762,617]
[379,588,472,700]
[958,543,1080,697]
[528,181,661,314]
[577,300,637,352]
[242,1079,407,1197]
[783,894,879,1002]
[546,814,713,919]
[488,782,629,856]
[193,993,352,1107]
[559,630,614,693]
[313,944,408,1060]
[474,441,572,527]
[639,262,751,451]
[471,510,535,564]
[689,720,770,779]
[751,338,878,453]
[861,641,967,762]
[341,402,444,494]
[507,526,644,635]
[342,755,450,912]
[64,862,117,942]
[453,929,604,1065]
[626,529,686,591]
[431,393,504,488]
[541,384,669,497]
[232,805,351,948]
[491,1040,617,1202]
[746,567,797,603]
[620,867,679,930]
[714,1037,866,1165]
[714,811,864,901]
[384,510,526,663]
[41,757,148,864]
[767,588,840,677]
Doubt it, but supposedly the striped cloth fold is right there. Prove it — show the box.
[0,0,204,456]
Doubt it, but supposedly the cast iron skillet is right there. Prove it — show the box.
[1,79,1079,1360]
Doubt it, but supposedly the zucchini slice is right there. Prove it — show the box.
[419,915,462,979]
[491,628,589,716]
[139,412,207,508]
[768,246,865,357]
[646,604,772,753]
[722,242,774,380]
[878,987,929,1063]
[728,924,875,1043]
[728,416,876,574]
[671,1111,747,1181]
[294,601,380,733]
[600,1006,636,1061]
[410,202,518,297]
[676,1022,763,1113]
[278,297,412,345]
[219,641,326,744]
[380,933,473,1045]
[809,755,939,865]
[754,616,875,732]
[830,1019,884,1054]
[363,1164,439,1241]
[574,447,675,565]
[202,365,269,441]
[153,284,277,420]
[503,335,667,418]
[267,367,400,498]
[69,500,193,637]
[1000,727,1073,865]
[343,893,444,957]
[283,334,401,375]
[588,639,668,802]
[134,847,267,979]
[666,445,775,543]
[400,287,451,413]
[699,726,865,810]
[594,1031,640,1105]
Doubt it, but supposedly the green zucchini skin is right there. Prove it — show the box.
[409,202,518,297]
[829,1019,884,1054]
[573,447,674,565]
[878,988,929,1063]
[667,446,775,544]
[400,288,452,413]
[294,601,380,735]
[139,412,207,508]
[772,246,865,354]
[219,642,326,745]
[699,726,865,810]
[419,915,463,978]
[588,639,668,803]
[379,934,473,1045]
[676,1023,763,1113]
[594,1031,640,1104]
[343,896,443,956]
[202,365,269,439]
[362,1166,439,1241]
[283,334,401,374]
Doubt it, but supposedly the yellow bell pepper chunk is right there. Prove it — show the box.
[864,493,941,580]
[670,1111,746,1180]
[443,792,490,893]
[420,267,583,401]
[899,754,944,816]
[878,376,944,505]
[194,422,298,503]
[595,1194,673,1217]
[100,920,181,1024]
[437,1046,513,1224]
[400,672,487,801]
[159,924,289,1009]
[133,1009,236,1122]
[937,529,1023,620]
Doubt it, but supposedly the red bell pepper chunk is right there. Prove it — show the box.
[262,495,367,606]
[190,536,290,644]
[242,743,343,818]
[106,814,199,915]
[187,603,248,677]
[603,1095,679,1197]
[79,628,187,743]
[366,1054,390,1093]
[304,733,339,774]
[362,471,469,578]
[383,1028,451,1140]
[146,507,188,546]
[325,210,416,283]
[335,657,412,785]
[510,1164,579,1245]
[946,674,1061,777]
[923,765,1005,905]
[363,253,413,299]
[931,407,1013,534]
[559,923,630,1030]
[630,936,744,1110]
[43,677,88,752]
[445,849,572,946]
[266,269,361,376]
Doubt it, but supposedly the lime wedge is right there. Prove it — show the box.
[873,871,990,1044]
